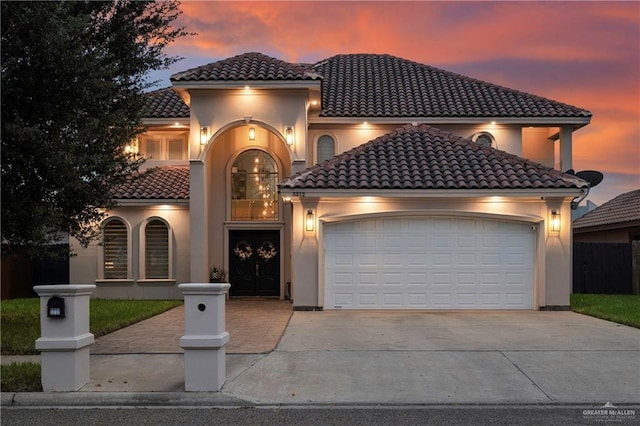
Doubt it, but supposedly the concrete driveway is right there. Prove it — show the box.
[223,311,640,405]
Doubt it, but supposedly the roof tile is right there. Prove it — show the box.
[150,52,591,120]
[143,88,189,118]
[313,54,591,118]
[171,52,320,82]
[574,189,640,229]
[279,124,587,191]
[112,166,189,200]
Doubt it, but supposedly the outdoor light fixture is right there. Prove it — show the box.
[200,127,208,145]
[550,210,561,232]
[285,126,294,146]
[305,209,315,232]
[249,127,256,141]
[124,138,138,154]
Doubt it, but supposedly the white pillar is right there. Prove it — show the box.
[33,285,95,391]
[189,160,208,282]
[179,283,230,391]
[559,126,573,172]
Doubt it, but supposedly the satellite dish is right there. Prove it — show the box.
[575,170,604,188]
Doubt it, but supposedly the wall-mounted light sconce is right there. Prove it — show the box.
[124,137,138,154]
[200,127,208,145]
[285,126,294,146]
[305,209,315,232]
[550,210,561,232]
[249,126,256,141]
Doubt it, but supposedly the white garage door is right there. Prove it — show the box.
[324,217,535,310]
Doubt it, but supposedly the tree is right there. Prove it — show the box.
[1,1,190,257]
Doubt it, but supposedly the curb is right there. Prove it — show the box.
[3,392,639,408]
[1,391,251,407]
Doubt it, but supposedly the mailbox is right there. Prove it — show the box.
[47,296,65,318]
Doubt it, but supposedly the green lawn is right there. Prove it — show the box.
[1,298,182,392]
[571,293,640,328]
[1,362,42,392]
[1,298,183,355]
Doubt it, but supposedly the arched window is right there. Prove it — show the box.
[231,150,278,221]
[317,135,335,163]
[472,132,495,148]
[145,219,169,279]
[103,219,128,279]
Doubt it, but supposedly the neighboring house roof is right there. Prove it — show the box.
[170,52,320,82]
[574,189,640,230]
[312,54,591,119]
[112,166,190,200]
[143,87,190,118]
[160,52,591,121]
[279,124,587,191]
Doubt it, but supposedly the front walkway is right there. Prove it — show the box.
[90,298,293,355]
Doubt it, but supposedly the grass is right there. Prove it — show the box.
[571,293,640,328]
[1,298,182,392]
[1,298,183,355]
[1,362,42,392]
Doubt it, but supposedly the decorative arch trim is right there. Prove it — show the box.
[199,119,289,161]
[138,216,175,281]
[97,216,133,281]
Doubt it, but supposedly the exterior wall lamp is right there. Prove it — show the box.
[305,209,315,232]
[124,137,138,154]
[249,127,256,141]
[550,210,561,232]
[200,127,208,145]
[285,126,294,146]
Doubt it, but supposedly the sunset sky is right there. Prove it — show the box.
[149,1,640,207]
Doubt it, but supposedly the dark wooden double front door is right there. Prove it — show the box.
[229,230,280,297]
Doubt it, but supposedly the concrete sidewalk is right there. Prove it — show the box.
[2,304,640,407]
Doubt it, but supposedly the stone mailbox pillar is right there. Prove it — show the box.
[33,285,95,391]
[179,283,230,391]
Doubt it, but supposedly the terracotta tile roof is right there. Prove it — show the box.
[143,87,189,118]
[279,124,587,191]
[170,52,321,82]
[112,166,189,200]
[574,189,640,229]
[312,54,592,118]
[161,52,591,120]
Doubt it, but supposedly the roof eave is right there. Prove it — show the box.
[279,188,586,199]
[114,199,189,206]
[141,118,190,127]
[310,116,592,127]
[170,80,322,90]
[574,220,640,233]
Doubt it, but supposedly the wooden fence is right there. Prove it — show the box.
[573,242,634,294]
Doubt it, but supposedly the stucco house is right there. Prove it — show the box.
[70,52,591,310]
[573,189,640,243]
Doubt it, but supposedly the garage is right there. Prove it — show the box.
[323,216,536,310]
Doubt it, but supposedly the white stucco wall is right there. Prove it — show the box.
[69,205,190,299]
[185,88,304,286]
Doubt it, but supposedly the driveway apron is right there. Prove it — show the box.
[223,311,640,405]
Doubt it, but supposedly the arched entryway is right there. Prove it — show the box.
[228,149,281,296]
[198,123,291,298]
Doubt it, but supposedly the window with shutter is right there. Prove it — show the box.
[103,219,128,279]
[144,138,162,159]
[167,139,183,160]
[139,134,187,160]
[145,220,169,279]
[317,135,335,163]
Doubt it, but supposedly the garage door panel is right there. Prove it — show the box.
[407,293,428,307]
[324,217,534,310]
